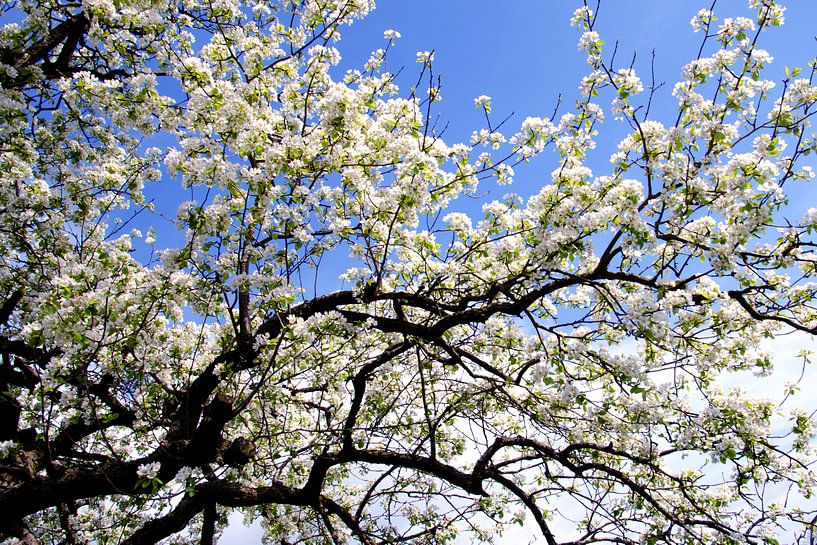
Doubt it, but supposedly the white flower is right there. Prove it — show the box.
[613,68,643,96]
[474,95,492,112]
[570,6,593,27]
[137,461,161,479]
[0,440,16,458]
[578,31,602,55]
[175,466,193,483]
[443,212,472,232]
[416,50,434,63]
[383,29,401,41]
[559,382,579,404]
[495,163,514,185]
[690,9,714,32]
[802,207,817,226]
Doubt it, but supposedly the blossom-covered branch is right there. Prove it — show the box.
[1,0,816,544]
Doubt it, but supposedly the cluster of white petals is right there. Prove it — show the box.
[0,0,815,544]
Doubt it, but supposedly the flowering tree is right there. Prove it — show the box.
[1,0,817,543]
